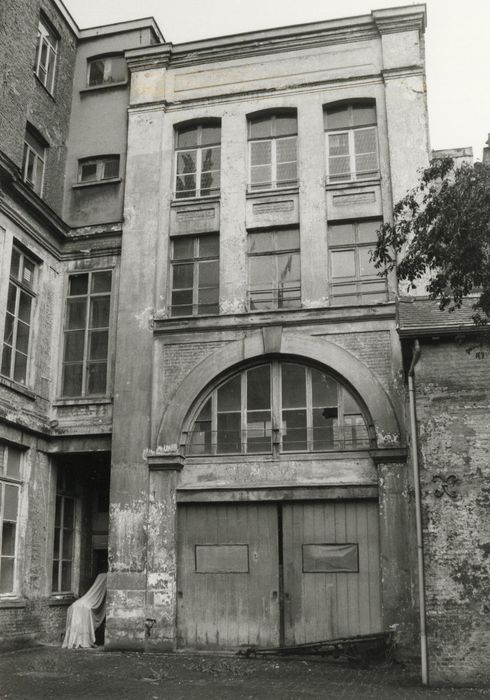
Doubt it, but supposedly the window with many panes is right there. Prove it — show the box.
[325,101,379,183]
[170,234,219,317]
[0,444,23,595]
[175,123,221,199]
[78,156,119,183]
[248,229,301,310]
[87,55,127,87]
[35,17,58,94]
[23,126,46,196]
[328,220,388,305]
[61,270,112,397]
[248,112,297,191]
[1,246,36,385]
[188,361,370,455]
[51,470,75,593]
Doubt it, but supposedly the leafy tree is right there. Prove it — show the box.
[372,156,490,324]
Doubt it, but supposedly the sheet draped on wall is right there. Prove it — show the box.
[62,573,107,649]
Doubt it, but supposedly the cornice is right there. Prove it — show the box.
[125,45,172,72]
[372,6,426,36]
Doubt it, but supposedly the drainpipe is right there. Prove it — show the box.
[408,339,428,686]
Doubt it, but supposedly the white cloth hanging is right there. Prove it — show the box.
[62,573,107,649]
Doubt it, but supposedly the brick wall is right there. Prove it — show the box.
[0,600,68,649]
[415,337,490,685]
[0,0,76,215]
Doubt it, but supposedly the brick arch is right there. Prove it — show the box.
[156,330,400,449]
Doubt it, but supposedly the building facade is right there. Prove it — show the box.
[0,0,489,687]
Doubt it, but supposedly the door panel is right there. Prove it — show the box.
[282,500,381,644]
[177,502,280,649]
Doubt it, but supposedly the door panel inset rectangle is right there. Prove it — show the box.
[302,543,359,573]
[195,544,249,573]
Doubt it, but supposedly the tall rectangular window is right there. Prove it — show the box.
[328,220,387,305]
[170,234,219,317]
[248,113,297,191]
[175,124,221,199]
[23,128,46,196]
[62,270,112,397]
[0,445,23,595]
[248,228,301,310]
[1,246,36,385]
[52,470,75,594]
[35,17,58,94]
[325,102,379,183]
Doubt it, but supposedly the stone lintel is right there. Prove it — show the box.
[147,453,185,471]
[370,447,408,465]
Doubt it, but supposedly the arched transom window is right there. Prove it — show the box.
[187,361,370,455]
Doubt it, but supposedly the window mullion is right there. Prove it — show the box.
[211,392,217,455]
[196,148,202,198]
[272,138,277,188]
[81,282,91,397]
[349,130,356,181]
[306,367,313,451]
[193,260,198,316]
[241,372,247,454]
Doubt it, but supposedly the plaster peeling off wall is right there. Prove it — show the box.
[109,502,146,572]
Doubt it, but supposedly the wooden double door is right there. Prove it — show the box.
[177,500,382,649]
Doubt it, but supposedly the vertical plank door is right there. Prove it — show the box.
[177,502,280,649]
[282,500,382,645]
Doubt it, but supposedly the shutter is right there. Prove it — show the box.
[250,140,272,188]
[354,127,378,177]
[328,132,350,181]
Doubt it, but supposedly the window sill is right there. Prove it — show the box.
[171,195,220,207]
[325,177,381,191]
[53,397,112,407]
[48,595,75,607]
[80,81,128,94]
[246,185,299,199]
[34,72,56,101]
[0,375,36,400]
[72,178,121,190]
[0,597,26,609]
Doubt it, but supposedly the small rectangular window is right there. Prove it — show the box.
[328,220,387,305]
[248,228,301,310]
[35,17,58,94]
[23,128,46,196]
[0,445,23,595]
[87,56,127,87]
[1,247,37,385]
[61,270,112,397]
[170,234,219,317]
[78,156,120,183]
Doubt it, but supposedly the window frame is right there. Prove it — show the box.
[170,234,220,317]
[0,444,23,597]
[34,17,58,94]
[174,123,221,200]
[51,473,76,595]
[248,113,298,192]
[1,246,37,386]
[186,361,371,457]
[61,269,113,398]
[325,102,379,184]
[247,228,301,311]
[328,219,388,305]
[78,155,120,184]
[86,54,128,88]
[22,130,46,196]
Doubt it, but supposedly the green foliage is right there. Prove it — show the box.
[372,156,490,323]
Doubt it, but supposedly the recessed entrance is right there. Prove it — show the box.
[177,499,382,649]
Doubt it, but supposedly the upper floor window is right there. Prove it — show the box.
[187,361,370,456]
[175,123,221,199]
[170,234,219,317]
[248,113,297,191]
[87,55,127,87]
[248,228,301,310]
[328,219,388,305]
[23,127,46,196]
[78,155,120,183]
[35,17,58,94]
[0,444,23,595]
[1,246,37,385]
[325,101,378,183]
[61,270,112,397]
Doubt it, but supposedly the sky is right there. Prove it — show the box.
[63,0,490,160]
